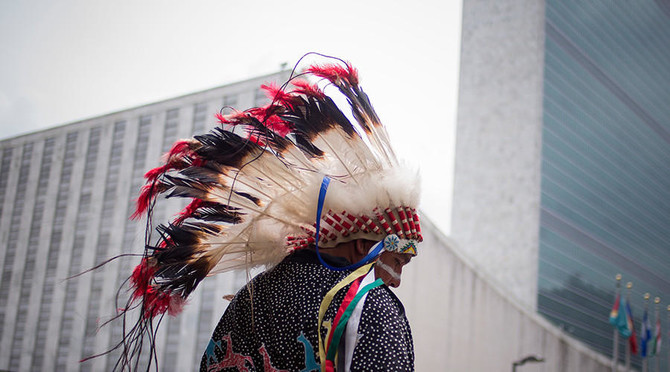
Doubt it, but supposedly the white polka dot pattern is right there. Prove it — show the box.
[200,250,414,371]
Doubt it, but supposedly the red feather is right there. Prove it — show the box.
[133,140,201,219]
[143,165,168,183]
[130,259,187,318]
[131,184,155,219]
[215,112,232,124]
[264,115,292,137]
[307,63,358,86]
[261,82,302,109]
[246,106,293,137]
[130,258,156,301]
[248,134,266,147]
[142,140,195,188]
[164,140,193,161]
[142,288,186,318]
[166,295,186,316]
[291,79,326,99]
[216,110,246,125]
[174,198,203,225]
[131,181,169,219]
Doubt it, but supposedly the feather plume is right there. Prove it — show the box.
[126,58,421,313]
[109,58,422,371]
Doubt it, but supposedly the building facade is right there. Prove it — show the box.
[0,70,289,372]
[538,0,670,366]
[453,0,670,369]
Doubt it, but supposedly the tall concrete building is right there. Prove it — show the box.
[452,0,670,369]
[0,70,290,372]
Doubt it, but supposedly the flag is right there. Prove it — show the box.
[641,308,651,357]
[625,300,638,354]
[609,294,631,338]
[650,316,661,356]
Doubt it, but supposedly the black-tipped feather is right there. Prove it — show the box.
[234,191,262,206]
[294,134,324,158]
[318,96,358,137]
[154,257,210,295]
[151,222,222,295]
[195,128,263,168]
[193,203,243,224]
[179,166,224,185]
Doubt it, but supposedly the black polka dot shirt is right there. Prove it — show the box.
[200,249,414,371]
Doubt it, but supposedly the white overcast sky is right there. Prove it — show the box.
[0,0,462,234]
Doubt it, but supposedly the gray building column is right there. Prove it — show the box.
[44,129,88,372]
[0,140,40,368]
[451,0,546,309]
[20,135,63,370]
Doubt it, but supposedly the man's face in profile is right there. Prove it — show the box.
[374,251,413,288]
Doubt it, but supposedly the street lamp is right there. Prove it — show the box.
[512,355,545,372]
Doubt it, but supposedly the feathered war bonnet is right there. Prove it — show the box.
[119,58,422,351]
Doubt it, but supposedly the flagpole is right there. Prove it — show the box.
[666,305,669,372]
[625,282,632,372]
[613,274,622,372]
[644,293,650,372]
[654,297,661,372]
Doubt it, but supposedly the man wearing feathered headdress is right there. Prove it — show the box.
[118,56,423,371]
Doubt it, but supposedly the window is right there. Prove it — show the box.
[162,108,180,153]
[222,94,238,114]
[0,147,14,218]
[192,102,208,134]
[0,142,33,340]
[253,88,268,106]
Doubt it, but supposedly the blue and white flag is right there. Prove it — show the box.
[640,308,651,357]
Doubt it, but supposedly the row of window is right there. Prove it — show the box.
[0,142,34,342]
[9,137,55,371]
[56,127,102,370]
[31,131,78,371]
[0,87,274,370]
[81,121,127,371]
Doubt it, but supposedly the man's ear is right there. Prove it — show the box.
[354,239,368,256]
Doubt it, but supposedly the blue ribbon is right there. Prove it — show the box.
[314,176,384,271]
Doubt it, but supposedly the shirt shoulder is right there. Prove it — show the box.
[350,286,414,371]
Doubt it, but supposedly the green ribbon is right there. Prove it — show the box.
[325,278,384,363]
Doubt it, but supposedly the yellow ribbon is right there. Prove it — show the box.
[317,263,374,371]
